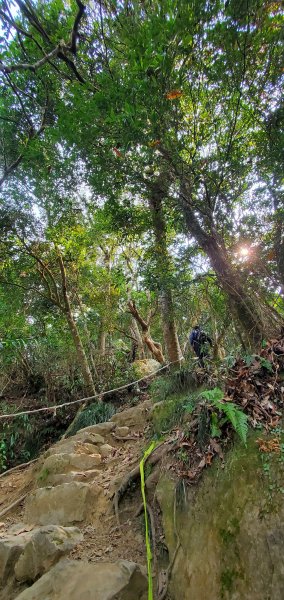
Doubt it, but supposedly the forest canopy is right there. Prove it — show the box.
[0,0,283,403]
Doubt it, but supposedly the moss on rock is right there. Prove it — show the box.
[156,432,284,600]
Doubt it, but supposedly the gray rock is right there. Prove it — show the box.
[46,438,103,456]
[14,559,147,600]
[99,444,114,458]
[0,526,82,584]
[132,359,161,378]
[38,469,100,487]
[77,422,115,437]
[116,426,130,438]
[24,482,100,526]
[38,453,101,485]
[72,431,106,445]
[111,400,151,428]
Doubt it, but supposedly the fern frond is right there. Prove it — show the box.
[201,388,248,445]
[220,402,248,445]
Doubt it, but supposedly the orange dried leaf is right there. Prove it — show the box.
[166,89,183,100]
[113,147,123,158]
[256,437,280,453]
[149,139,161,147]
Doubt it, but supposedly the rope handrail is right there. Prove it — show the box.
[0,359,183,421]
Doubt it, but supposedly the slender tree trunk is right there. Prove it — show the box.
[98,319,106,356]
[159,290,183,363]
[127,300,165,364]
[271,187,284,295]
[97,247,112,357]
[179,190,269,348]
[58,256,96,395]
[148,183,183,363]
[130,318,145,359]
[76,294,97,376]
[65,312,96,394]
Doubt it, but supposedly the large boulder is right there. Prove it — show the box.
[38,469,100,487]
[110,400,152,428]
[75,421,116,437]
[0,525,82,584]
[132,359,161,378]
[46,437,105,457]
[14,559,147,600]
[24,482,100,526]
[39,452,102,479]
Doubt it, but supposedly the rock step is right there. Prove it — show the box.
[0,525,82,585]
[24,482,102,526]
[14,559,147,600]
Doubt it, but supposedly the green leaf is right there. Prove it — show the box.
[201,388,248,445]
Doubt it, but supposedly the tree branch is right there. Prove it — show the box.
[70,0,86,54]
[1,1,86,83]
[0,46,60,74]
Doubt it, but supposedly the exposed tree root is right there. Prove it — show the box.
[157,484,181,600]
[0,458,38,479]
[157,539,181,600]
[113,441,176,526]
[135,501,157,569]
[0,493,28,518]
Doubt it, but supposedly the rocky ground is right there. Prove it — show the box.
[0,400,156,600]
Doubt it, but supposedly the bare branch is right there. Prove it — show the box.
[70,0,86,54]
[0,96,48,187]
[0,46,60,74]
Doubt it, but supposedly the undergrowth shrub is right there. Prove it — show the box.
[66,401,116,437]
[199,388,248,445]
[151,391,200,436]
[0,405,75,472]
[150,365,201,436]
[150,365,198,403]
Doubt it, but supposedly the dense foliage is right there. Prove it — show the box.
[0,0,283,428]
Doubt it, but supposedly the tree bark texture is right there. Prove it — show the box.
[130,318,145,359]
[148,183,183,363]
[97,320,107,356]
[58,255,96,395]
[179,187,270,348]
[272,189,284,295]
[127,300,165,364]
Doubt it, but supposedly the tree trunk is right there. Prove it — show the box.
[271,187,284,295]
[66,312,96,395]
[127,300,165,364]
[179,190,268,348]
[148,182,183,363]
[159,290,183,363]
[76,294,97,376]
[58,255,96,395]
[98,319,106,356]
[130,318,145,359]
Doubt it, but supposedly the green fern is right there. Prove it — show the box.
[201,388,248,445]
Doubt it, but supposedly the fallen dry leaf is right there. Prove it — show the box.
[166,89,183,100]
[256,438,281,454]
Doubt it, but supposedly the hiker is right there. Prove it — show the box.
[189,325,212,367]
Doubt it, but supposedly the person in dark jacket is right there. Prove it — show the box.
[189,325,212,367]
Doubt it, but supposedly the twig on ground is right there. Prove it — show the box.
[0,458,38,480]
[0,493,28,518]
